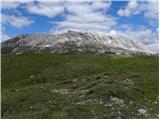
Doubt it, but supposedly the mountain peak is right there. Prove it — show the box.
[2,31,154,55]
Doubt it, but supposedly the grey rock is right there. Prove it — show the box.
[2,31,154,55]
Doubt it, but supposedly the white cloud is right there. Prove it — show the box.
[2,1,65,18]
[147,43,159,53]
[25,1,64,18]
[1,34,10,42]
[114,24,158,45]
[90,1,112,11]
[109,30,117,35]
[117,0,139,16]
[50,1,116,33]
[0,27,10,42]
[53,21,116,31]
[2,1,20,9]
[143,1,159,20]
[2,14,34,28]
[117,0,158,20]
[127,29,157,44]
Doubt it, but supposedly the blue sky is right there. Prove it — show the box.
[1,0,159,52]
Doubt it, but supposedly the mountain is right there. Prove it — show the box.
[2,30,153,55]
[1,31,158,118]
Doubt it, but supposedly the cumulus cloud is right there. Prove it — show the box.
[1,34,10,42]
[141,0,158,20]
[1,0,116,32]
[1,27,10,42]
[117,0,139,16]
[1,1,20,9]
[147,43,159,53]
[50,1,116,33]
[117,0,158,20]
[90,0,111,10]
[25,1,64,18]
[109,30,117,35]
[115,24,158,45]
[1,1,65,18]
[2,14,34,28]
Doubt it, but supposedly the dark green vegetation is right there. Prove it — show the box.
[1,52,159,118]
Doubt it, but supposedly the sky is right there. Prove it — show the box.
[1,0,159,52]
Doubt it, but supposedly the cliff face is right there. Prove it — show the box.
[1,30,154,55]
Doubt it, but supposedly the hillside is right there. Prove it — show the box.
[1,52,158,119]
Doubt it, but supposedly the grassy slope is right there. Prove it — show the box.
[1,52,159,118]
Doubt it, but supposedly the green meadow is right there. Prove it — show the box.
[1,52,159,118]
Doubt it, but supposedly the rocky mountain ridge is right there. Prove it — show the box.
[1,30,154,55]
